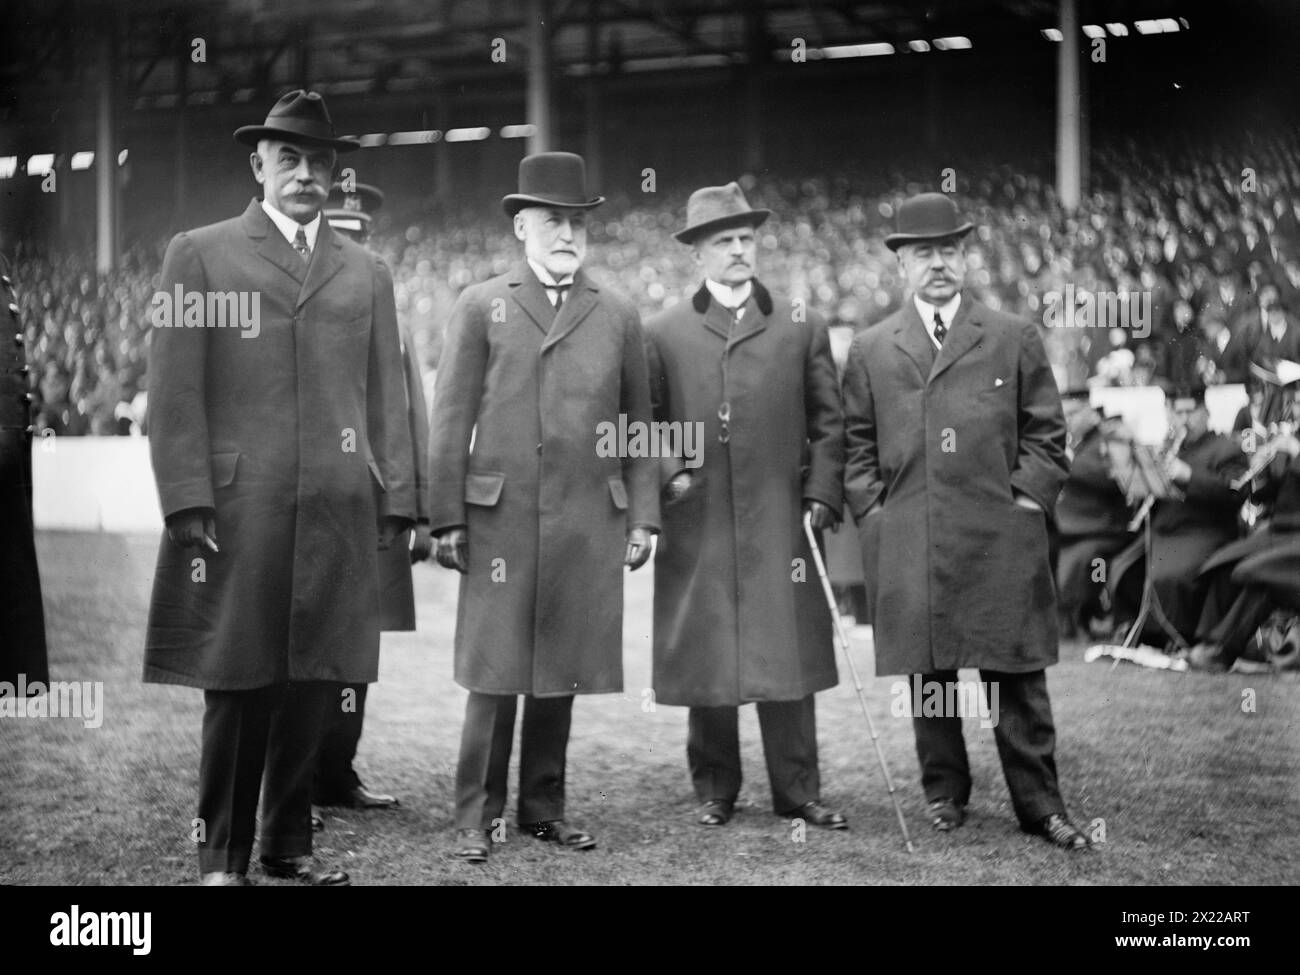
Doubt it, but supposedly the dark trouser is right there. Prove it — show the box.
[910,670,1065,829]
[687,695,821,814]
[453,692,574,830]
[197,681,334,874]
[1056,532,1130,627]
[0,428,48,686]
[315,682,367,800]
[1202,587,1275,663]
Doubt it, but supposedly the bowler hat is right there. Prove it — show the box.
[885,192,973,251]
[324,181,384,236]
[674,182,770,244]
[234,90,359,152]
[502,152,604,217]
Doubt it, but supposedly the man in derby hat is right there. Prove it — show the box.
[311,179,433,819]
[144,90,416,885]
[428,151,659,862]
[842,192,1090,850]
[643,182,848,831]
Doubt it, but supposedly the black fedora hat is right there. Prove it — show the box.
[673,182,771,244]
[502,152,604,217]
[324,181,384,238]
[885,192,974,251]
[234,89,359,152]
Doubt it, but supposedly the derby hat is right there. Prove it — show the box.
[234,89,359,152]
[324,181,385,234]
[884,192,974,250]
[674,182,770,244]
[502,152,605,217]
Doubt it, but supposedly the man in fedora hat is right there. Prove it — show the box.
[144,90,417,885]
[312,179,433,819]
[643,182,848,831]
[842,192,1090,850]
[428,151,659,862]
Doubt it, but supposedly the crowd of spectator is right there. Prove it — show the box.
[10,132,1300,436]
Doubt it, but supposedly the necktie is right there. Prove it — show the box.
[293,226,311,264]
[551,284,570,312]
[933,310,947,346]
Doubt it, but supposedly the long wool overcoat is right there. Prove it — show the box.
[842,295,1068,676]
[643,281,844,707]
[144,200,417,690]
[427,261,659,697]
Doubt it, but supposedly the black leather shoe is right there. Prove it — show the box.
[453,828,490,863]
[522,820,597,850]
[1030,813,1090,851]
[783,800,848,830]
[697,798,735,826]
[926,797,965,832]
[199,871,250,886]
[311,809,325,832]
[259,855,351,885]
[344,784,399,809]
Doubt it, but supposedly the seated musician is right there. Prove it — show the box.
[1186,380,1300,671]
[1055,391,1133,638]
[1109,387,1249,648]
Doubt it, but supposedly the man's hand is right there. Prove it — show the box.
[625,527,652,570]
[664,471,693,503]
[435,526,468,573]
[166,509,219,552]
[1163,457,1193,486]
[378,516,412,551]
[1013,494,1044,512]
[410,522,434,564]
[803,500,838,531]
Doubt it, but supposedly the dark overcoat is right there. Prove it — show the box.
[144,200,417,690]
[377,329,430,631]
[643,281,843,706]
[843,295,1068,675]
[427,261,659,697]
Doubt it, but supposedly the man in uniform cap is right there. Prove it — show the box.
[311,180,433,817]
[428,151,659,862]
[843,192,1089,849]
[144,90,416,885]
[643,182,848,830]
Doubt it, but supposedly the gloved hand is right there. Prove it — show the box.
[625,527,652,570]
[435,526,468,573]
[803,500,838,531]
[167,508,219,552]
[664,471,693,503]
[378,516,413,551]
[410,522,434,564]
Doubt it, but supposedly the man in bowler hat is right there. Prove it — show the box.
[144,90,416,885]
[643,182,848,830]
[842,192,1089,850]
[427,152,659,862]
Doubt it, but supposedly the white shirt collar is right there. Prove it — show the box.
[705,278,753,314]
[526,258,575,290]
[914,293,962,348]
[261,199,321,251]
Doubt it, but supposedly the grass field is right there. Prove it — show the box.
[2,530,1297,886]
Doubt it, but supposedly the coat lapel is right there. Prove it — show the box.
[726,292,769,351]
[297,221,345,309]
[893,299,936,381]
[244,200,307,286]
[509,262,555,336]
[928,295,983,383]
[541,270,598,353]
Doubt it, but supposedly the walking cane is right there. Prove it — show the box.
[803,513,915,853]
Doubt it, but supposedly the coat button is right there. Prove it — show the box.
[536,443,543,454]
[13,333,23,346]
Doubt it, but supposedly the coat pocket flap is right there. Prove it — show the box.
[211,452,239,489]
[366,457,387,493]
[465,470,506,507]
[607,475,629,511]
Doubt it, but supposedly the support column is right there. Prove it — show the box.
[526,0,552,154]
[95,16,119,275]
[583,0,602,187]
[740,1,766,173]
[1055,0,1083,211]
[434,94,452,202]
